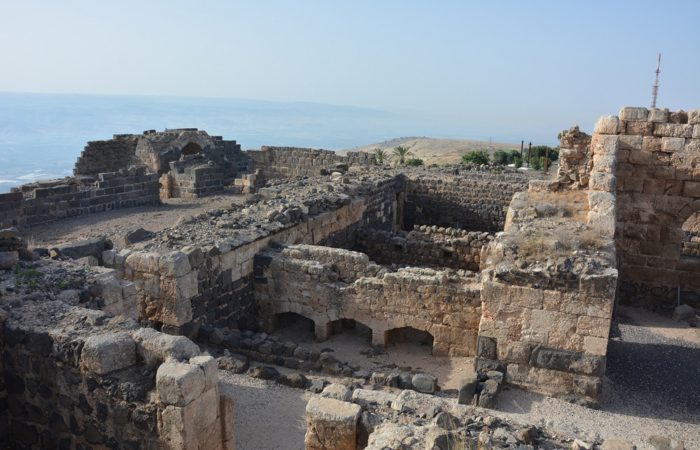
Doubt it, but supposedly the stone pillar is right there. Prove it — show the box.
[315,322,332,342]
[157,356,234,449]
[305,397,361,450]
[371,329,388,349]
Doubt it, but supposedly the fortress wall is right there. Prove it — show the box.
[254,244,483,357]
[247,146,376,179]
[353,228,491,272]
[0,169,160,229]
[0,310,233,449]
[73,135,140,176]
[597,108,700,307]
[402,173,528,233]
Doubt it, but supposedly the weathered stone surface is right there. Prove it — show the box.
[131,328,200,369]
[458,373,478,405]
[159,251,192,278]
[589,173,617,192]
[276,373,308,389]
[478,379,500,408]
[648,435,684,450]
[594,115,619,135]
[476,336,497,359]
[55,238,107,259]
[412,374,438,394]
[352,389,397,409]
[661,137,685,153]
[0,251,18,269]
[529,346,606,377]
[81,333,136,375]
[246,365,279,380]
[649,108,670,123]
[600,439,635,450]
[672,304,695,321]
[620,107,648,122]
[124,228,152,245]
[320,383,352,402]
[156,361,205,406]
[305,397,361,450]
[218,355,249,374]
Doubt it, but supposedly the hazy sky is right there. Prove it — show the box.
[2,0,699,137]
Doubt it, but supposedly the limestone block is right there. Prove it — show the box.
[412,374,438,394]
[618,135,643,151]
[505,363,574,397]
[626,121,654,136]
[527,310,577,335]
[160,270,198,303]
[157,362,206,406]
[593,155,617,174]
[159,252,192,278]
[190,356,218,389]
[593,116,619,135]
[688,109,700,124]
[661,137,685,152]
[649,108,670,123]
[125,251,160,273]
[655,124,693,138]
[351,389,397,409]
[588,191,616,216]
[305,397,361,450]
[160,386,220,449]
[694,125,700,139]
[0,251,18,270]
[320,383,352,402]
[584,336,608,356]
[390,390,444,415]
[161,298,194,327]
[619,107,648,122]
[131,328,201,369]
[220,389,236,449]
[643,136,662,152]
[686,139,700,154]
[591,135,619,155]
[589,173,616,192]
[81,332,136,375]
[577,316,610,338]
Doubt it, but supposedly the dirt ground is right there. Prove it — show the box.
[23,193,245,250]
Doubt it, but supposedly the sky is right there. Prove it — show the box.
[1,0,699,139]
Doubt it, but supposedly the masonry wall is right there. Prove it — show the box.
[255,244,482,357]
[590,107,700,307]
[0,169,160,229]
[247,147,376,179]
[403,173,528,233]
[73,135,140,176]
[353,228,491,271]
[0,311,233,450]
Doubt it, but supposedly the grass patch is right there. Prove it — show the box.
[528,190,589,222]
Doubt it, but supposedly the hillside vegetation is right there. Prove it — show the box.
[341,137,521,165]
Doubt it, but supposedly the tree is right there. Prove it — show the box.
[462,151,490,165]
[529,153,541,170]
[391,146,414,165]
[513,156,523,169]
[492,150,508,165]
[373,148,387,163]
[509,150,521,163]
[405,158,424,166]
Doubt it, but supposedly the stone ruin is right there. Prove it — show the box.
[0,106,697,448]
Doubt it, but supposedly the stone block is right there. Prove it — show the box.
[576,316,610,338]
[351,389,397,409]
[160,386,220,449]
[593,155,617,173]
[689,109,700,124]
[694,125,700,139]
[591,135,619,155]
[583,336,608,356]
[131,328,201,369]
[412,374,438,394]
[458,373,478,405]
[156,362,206,406]
[81,332,136,375]
[672,304,695,321]
[686,138,700,154]
[529,346,606,377]
[684,181,700,198]
[0,251,18,270]
[320,384,352,402]
[643,136,662,152]
[589,173,617,192]
[649,108,669,123]
[159,252,192,278]
[594,116,619,135]
[476,335,497,359]
[626,121,654,136]
[618,135,642,151]
[305,397,361,450]
[189,356,218,389]
[629,150,652,165]
[573,374,602,398]
[661,137,684,152]
[125,251,161,273]
[648,435,685,450]
[619,107,648,122]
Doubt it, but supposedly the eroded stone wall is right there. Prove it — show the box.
[247,147,376,179]
[73,135,140,176]
[255,244,482,356]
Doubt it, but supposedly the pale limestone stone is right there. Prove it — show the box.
[351,389,397,409]
[594,116,619,135]
[584,336,608,356]
[125,251,160,273]
[220,389,236,449]
[587,212,615,237]
[527,310,577,335]
[618,135,643,151]
[685,139,700,154]
[160,386,219,449]
[81,332,136,375]
[190,356,218,389]
[390,390,444,415]
[305,397,361,450]
[577,316,611,338]
[689,109,700,124]
[159,251,192,278]
[662,137,685,152]
[57,289,81,306]
[619,107,648,122]
[694,125,700,139]
[157,362,206,406]
[593,155,617,174]
[588,191,616,216]
[131,328,201,369]
[0,252,18,270]
[591,135,619,155]
[649,108,670,123]
[589,173,617,192]
[160,270,198,303]
[506,363,574,397]
[320,383,352,402]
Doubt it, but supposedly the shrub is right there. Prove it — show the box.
[493,150,508,165]
[462,151,490,165]
[513,156,523,169]
[405,158,424,166]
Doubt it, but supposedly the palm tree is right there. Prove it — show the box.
[391,146,414,165]
[373,148,387,163]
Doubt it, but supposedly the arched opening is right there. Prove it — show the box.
[181,141,203,156]
[272,312,316,343]
[328,319,372,342]
[385,326,434,355]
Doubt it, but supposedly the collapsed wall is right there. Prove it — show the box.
[247,147,376,179]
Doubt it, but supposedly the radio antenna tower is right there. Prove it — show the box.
[651,54,661,109]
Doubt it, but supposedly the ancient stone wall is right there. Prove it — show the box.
[591,107,700,306]
[0,169,160,229]
[353,227,491,271]
[682,230,700,257]
[0,308,234,449]
[73,135,140,176]
[255,244,482,356]
[403,173,528,233]
[247,146,376,179]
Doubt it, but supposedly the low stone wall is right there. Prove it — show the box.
[0,307,234,449]
[403,173,528,233]
[73,134,140,176]
[248,146,376,179]
[0,169,160,229]
[353,227,491,271]
[255,244,482,357]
